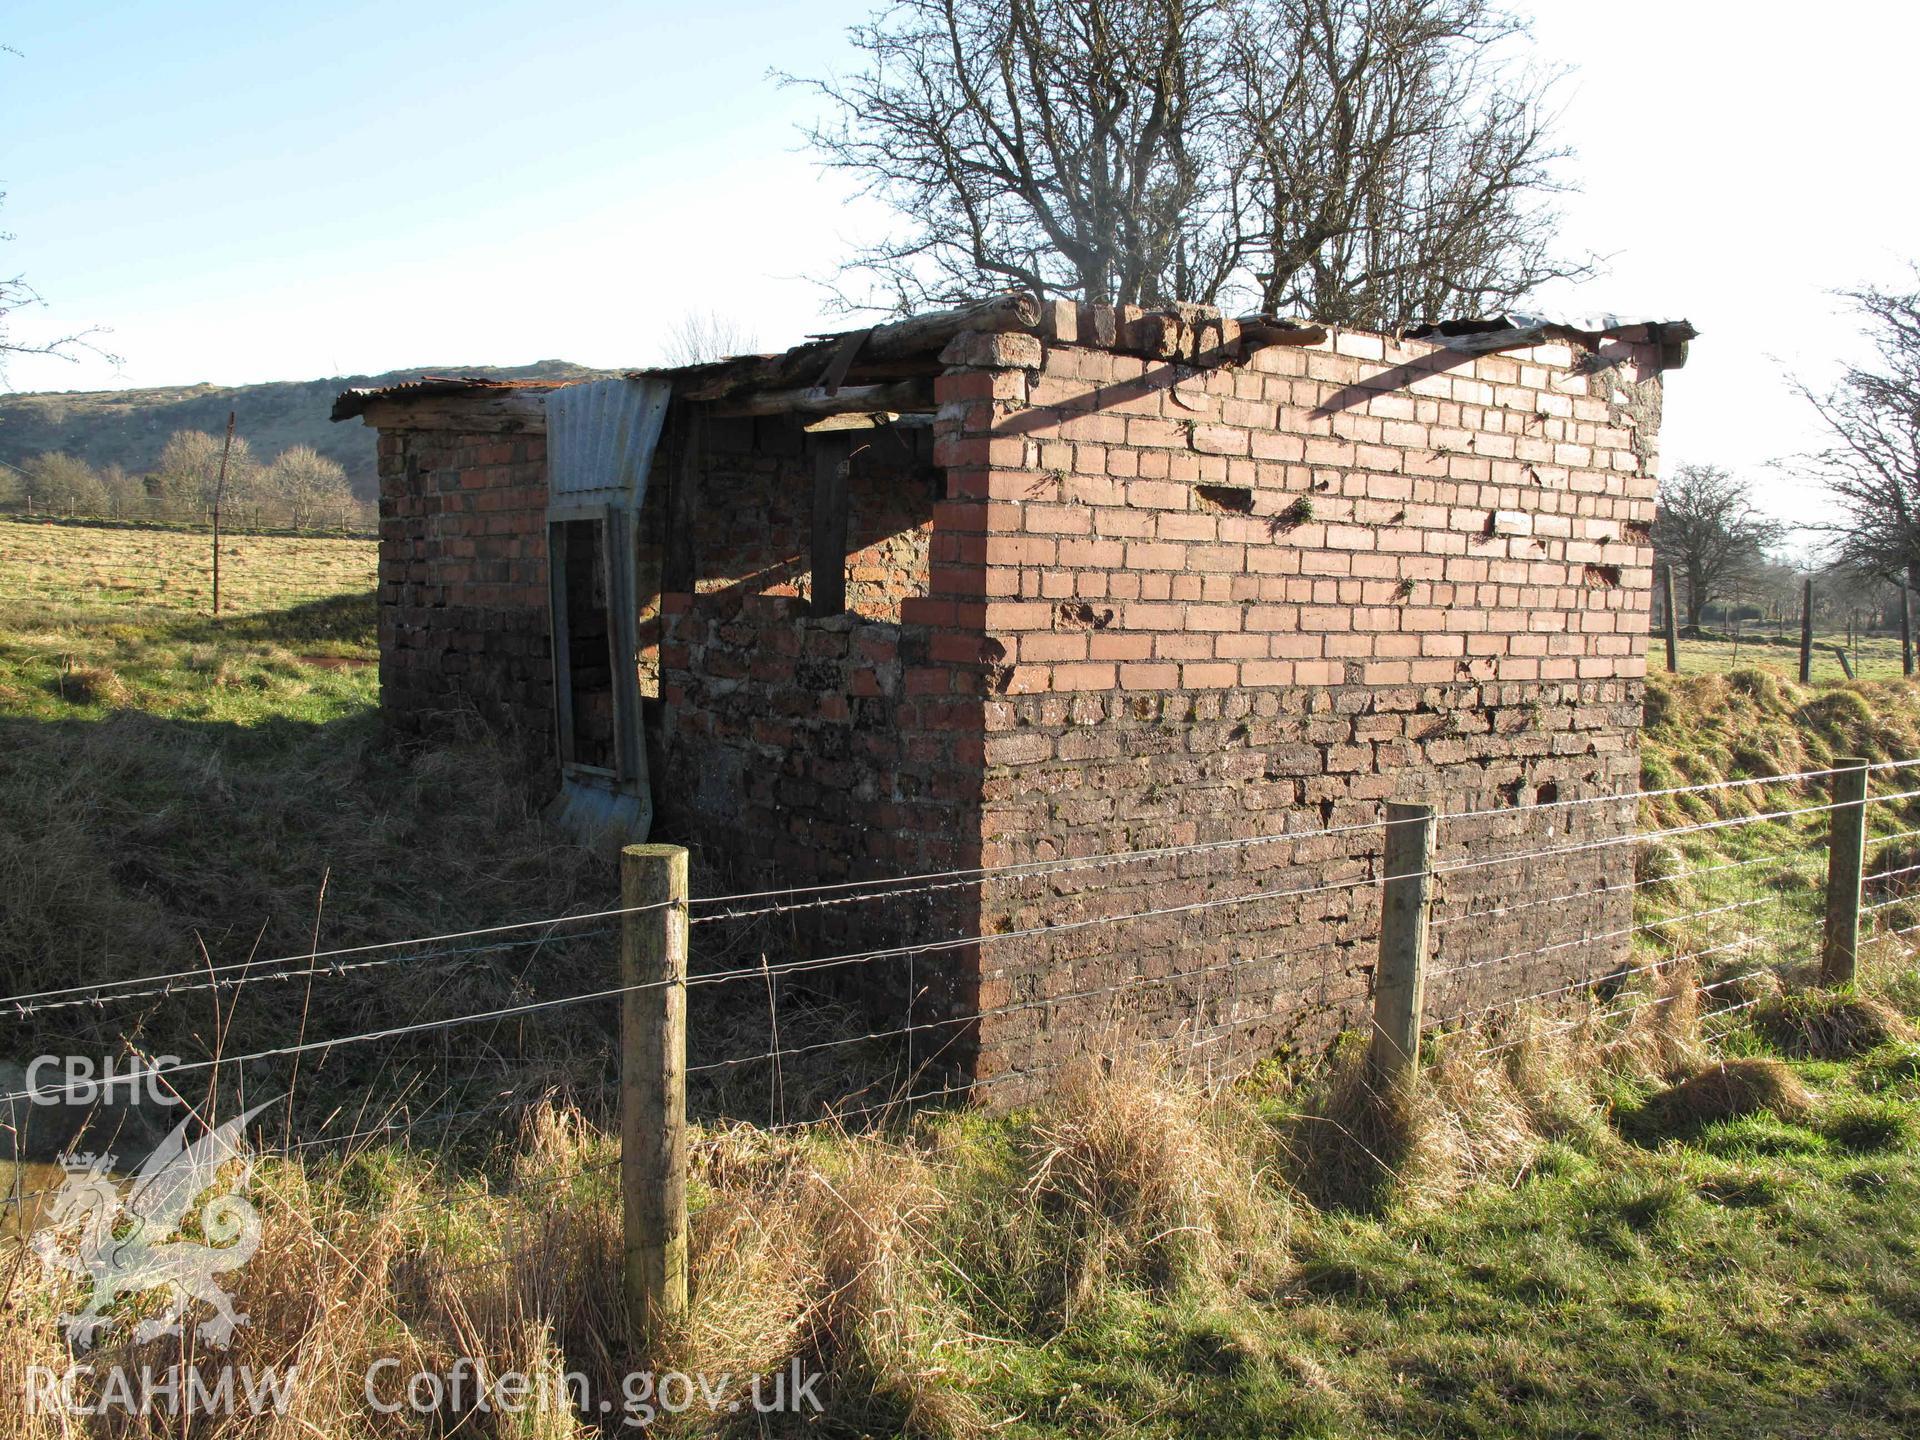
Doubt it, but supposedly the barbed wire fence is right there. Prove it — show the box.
[6,757,1920,1327]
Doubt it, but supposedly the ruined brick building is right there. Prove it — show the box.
[335,298,1692,1098]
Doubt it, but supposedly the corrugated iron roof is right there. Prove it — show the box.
[329,375,577,423]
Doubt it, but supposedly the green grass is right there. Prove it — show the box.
[0,519,626,1130]
[918,992,1920,1439]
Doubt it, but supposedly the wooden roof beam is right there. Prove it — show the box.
[705,379,936,419]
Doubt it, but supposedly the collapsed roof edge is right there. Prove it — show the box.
[331,299,1698,422]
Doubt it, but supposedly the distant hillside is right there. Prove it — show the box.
[0,360,610,500]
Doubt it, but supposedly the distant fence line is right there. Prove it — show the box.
[0,499,374,537]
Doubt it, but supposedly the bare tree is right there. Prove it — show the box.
[1816,561,1901,631]
[1231,0,1576,322]
[1792,276,1920,598]
[0,270,116,381]
[154,429,261,520]
[793,0,1581,319]
[97,462,144,519]
[267,445,354,530]
[18,452,107,513]
[1652,464,1786,629]
[660,311,762,367]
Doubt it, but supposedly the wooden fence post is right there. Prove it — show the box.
[1371,802,1436,1087]
[620,843,689,1348]
[1661,564,1679,674]
[1799,578,1814,684]
[1821,759,1869,986]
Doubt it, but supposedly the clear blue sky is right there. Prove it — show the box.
[5,1,1918,532]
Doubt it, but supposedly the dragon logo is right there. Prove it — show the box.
[30,1101,271,1348]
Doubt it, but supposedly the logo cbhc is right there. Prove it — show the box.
[23,1056,184,1107]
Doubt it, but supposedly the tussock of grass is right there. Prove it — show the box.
[791,1140,980,1436]
[1859,1040,1920,1093]
[1288,965,1704,1213]
[55,661,129,706]
[1705,963,1785,1010]
[1754,989,1913,1059]
[1633,838,1690,903]
[1638,670,1920,832]
[1283,1040,1423,1212]
[1822,1100,1914,1154]
[1282,1035,1561,1214]
[1011,1057,1285,1319]
[1636,1059,1816,1137]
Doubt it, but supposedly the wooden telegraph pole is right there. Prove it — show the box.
[211,411,236,617]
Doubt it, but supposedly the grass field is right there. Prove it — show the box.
[0,519,906,1134]
[1662,628,1908,683]
[0,515,378,729]
[6,519,1920,1436]
[0,518,622,1123]
[2,514,376,621]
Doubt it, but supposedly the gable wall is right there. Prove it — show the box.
[924,327,1664,1097]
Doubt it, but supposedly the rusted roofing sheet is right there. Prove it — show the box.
[329,375,576,423]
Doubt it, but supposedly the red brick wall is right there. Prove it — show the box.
[927,323,1663,1097]
[651,412,987,1050]
[375,428,554,755]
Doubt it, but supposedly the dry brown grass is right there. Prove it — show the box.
[54,662,128,707]
[0,1103,984,1439]
[682,1126,981,1437]
[0,521,376,621]
[3,957,1898,1437]
[1,1108,624,1440]
[1637,1059,1816,1135]
[1284,963,1705,1212]
[1010,1056,1287,1322]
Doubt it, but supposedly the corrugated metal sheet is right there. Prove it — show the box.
[546,775,652,853]
[542,378,671,852]
[545,377,671,504]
